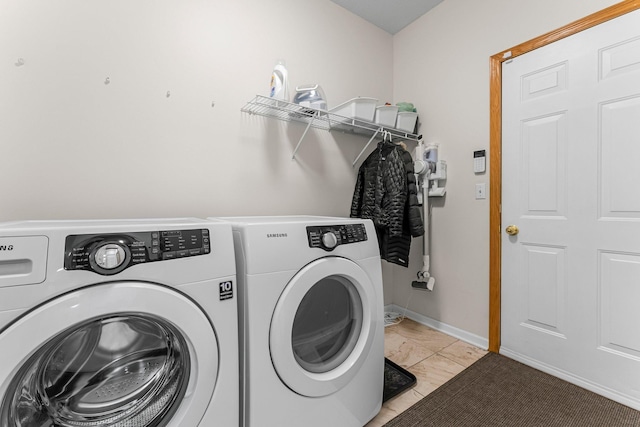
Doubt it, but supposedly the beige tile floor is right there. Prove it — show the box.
[366,318,488,427]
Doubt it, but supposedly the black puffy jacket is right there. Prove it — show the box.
[350,140,407,237]
[351,141,424,267]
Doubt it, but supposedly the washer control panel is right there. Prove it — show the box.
[307,224,367,252]
[64,228,210,275]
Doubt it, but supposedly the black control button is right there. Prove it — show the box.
[177,250,188,258]
[131,247,146,263]
[163,251,177,260]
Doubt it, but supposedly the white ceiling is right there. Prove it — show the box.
[329,0,445,34]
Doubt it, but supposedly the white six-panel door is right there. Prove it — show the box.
[501,8,640,409]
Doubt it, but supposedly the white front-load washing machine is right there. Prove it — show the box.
[217,216,384,427]
[0,218,239,427]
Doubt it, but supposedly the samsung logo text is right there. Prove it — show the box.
[266,233,288,238]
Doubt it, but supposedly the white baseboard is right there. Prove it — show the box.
[501,348,640,411]
[384,304,489,350]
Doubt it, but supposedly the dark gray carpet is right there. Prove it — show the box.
[384,352,640,427]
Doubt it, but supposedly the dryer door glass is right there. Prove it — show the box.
[270,256,379,397]
[1,314,189,427]
[291,275,363,373]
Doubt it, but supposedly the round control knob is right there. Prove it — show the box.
[94,244,127,269]
[321,232,338,249]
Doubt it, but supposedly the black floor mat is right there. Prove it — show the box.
[383,357,417,402]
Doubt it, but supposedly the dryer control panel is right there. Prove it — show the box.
[64,228,210,275]
[307,224,367,252]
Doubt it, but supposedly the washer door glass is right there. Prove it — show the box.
[292,275,363,373]
[0,283,220,427]
[1,314,189,427]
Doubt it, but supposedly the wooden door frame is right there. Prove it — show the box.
[489,0,640,353]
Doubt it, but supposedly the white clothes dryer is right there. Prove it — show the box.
[0,218,239,427]
[217,216,384,427]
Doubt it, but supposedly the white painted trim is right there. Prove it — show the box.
[384,304,489,350]
[501,348,640,411]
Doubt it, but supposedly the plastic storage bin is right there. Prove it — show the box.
[395,112,418,133]
[375,105,399,128]
[330,97,378,122]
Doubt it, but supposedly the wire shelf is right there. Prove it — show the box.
[241,95,421,164]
